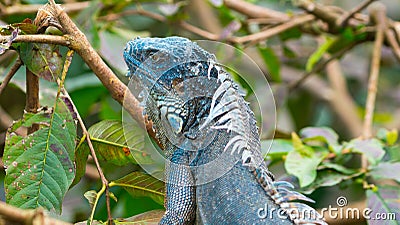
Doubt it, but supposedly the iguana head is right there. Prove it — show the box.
[123,37,218,139]
[123,36,216,90]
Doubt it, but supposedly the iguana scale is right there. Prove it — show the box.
[123,36,327,225]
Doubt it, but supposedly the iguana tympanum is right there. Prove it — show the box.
[123,36,327,225]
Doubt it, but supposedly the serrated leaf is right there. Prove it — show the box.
[366,186,400,225]
[3,99,77,214]
[84,190,98,209]
[258,47,281,82]
[18,43,64,81]
[112,172,165,205]
[300,126,341,153]
[306,36,335,72]
[76,120,153,166]
[349,139,385,165]
[285,146,328,187]
[370,162,400,182]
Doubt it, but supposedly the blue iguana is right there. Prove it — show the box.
[123,36,327,225]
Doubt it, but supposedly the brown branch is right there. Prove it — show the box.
[0,57,22,96]
[288,41,359,91]
[231,14,315,44]
[0,34,71,46]
[0,201,72,225]
[296,0,370,32]
[99,9,220,41]
[325,59,363,137]
[385,28,400,62]
[25,68,40,134]
[179,22,220,40]
[223,0,289,20]
[336,0,377,26]
[46,2,156,144]
[362,2,387,140]
[189,0,222,34]
[0,1,90,16]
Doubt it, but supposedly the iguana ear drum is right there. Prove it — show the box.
[166,113,183,134]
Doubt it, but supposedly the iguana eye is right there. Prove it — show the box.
[145,50,158,60]
[151,53,159,61]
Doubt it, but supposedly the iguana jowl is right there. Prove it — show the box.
[123,36,327,225]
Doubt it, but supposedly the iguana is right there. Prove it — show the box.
[123,36,327,225]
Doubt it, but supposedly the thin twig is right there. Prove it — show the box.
[288,41,359,91]
[0,34,71,46]
[385,28,400,62]
[223,0,289,20]
[0,57,22,96]
[59,49,113,224]
[47,1,158,146]
[336,0,377,26]
[362,3,387,140]
[231,14,315,44]
[0,1,90,16]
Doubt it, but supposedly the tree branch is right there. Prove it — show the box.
[46,2,157,143]
[0,201,72,225]
[0,57,22,96]
[362,2,387,140]
[336,0,377,26]
[0,1,90,16]
[223,0,289,20]
[231,14,315,44]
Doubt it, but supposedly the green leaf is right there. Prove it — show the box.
[387,129,397,146]
[305,36,335,72]
[377,128,398,146]
[84,190,98,210]
[348,139,385,165]
[387,145,400,162]
[262,139,293,161]
[18,43,64,82]
[285,135,328,187]
[300,126,341,153]
[76,120,153,166]
[112,172,165,205]
[3,98,77,213]
[258,47,281,82]
[370,162,400,182]
[71,136,90,188]
[282,45,297,58]
[301,169,363,194]
[366,186,400,225]
[318,162,358,175]
[279,27,302,41]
